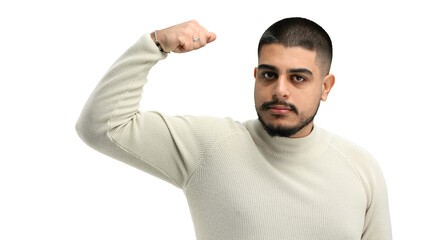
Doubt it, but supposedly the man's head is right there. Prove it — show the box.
[254,17,335,138]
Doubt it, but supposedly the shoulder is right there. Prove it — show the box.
[327,131,381,172]
[327,131,376,164]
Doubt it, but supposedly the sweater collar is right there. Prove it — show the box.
[245,119,330,162]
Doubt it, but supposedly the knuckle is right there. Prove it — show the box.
[187,20,200,31]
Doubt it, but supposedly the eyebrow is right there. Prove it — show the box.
[258,64,278,72]
[287,68,313,76]
[258,64,313,76]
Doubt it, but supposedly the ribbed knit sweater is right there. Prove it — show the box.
[76,33,392,239]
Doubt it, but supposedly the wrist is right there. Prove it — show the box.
[151,30,169,54]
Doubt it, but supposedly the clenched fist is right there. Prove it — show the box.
[151,20,216,53]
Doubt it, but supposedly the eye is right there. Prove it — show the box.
[291,75,306,83]
[261,71,277,80]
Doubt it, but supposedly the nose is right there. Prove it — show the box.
[273,77,290,100]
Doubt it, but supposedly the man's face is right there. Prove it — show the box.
[254,43,334,138]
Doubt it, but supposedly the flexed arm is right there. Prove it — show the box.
[75,21,222,188]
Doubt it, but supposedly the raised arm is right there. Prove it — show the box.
[75,21,229,189]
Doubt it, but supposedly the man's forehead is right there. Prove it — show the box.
[259,43,317,60]
[258,43,319,73]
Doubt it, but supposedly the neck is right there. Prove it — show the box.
[245,120,330,162]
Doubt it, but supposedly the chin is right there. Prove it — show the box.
[257,112,315,138]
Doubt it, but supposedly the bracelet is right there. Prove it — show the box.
[151,30,168,54]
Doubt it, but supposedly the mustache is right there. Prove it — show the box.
[260,100,299,115]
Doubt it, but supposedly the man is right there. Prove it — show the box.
[76,17,392,239]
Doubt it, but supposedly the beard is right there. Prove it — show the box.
[257,100,321,138]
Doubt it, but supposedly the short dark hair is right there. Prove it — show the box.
[258,17,333,75]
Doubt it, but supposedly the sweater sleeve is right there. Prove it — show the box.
[330,134,392,239]
[360,155,393,240]
[75,34,242,188]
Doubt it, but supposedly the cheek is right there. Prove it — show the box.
[294,88,322,111]
[254,83,263,106]
[254,85,271,109]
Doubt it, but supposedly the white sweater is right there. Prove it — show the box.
[76,33,392,239]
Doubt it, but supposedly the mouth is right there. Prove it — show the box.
[268,105,292,115]
[260,100,299,115]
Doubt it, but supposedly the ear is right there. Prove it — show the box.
[254,67,258,79]
[321,74,335,101]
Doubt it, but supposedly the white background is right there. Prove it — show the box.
[1,0,425,239]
